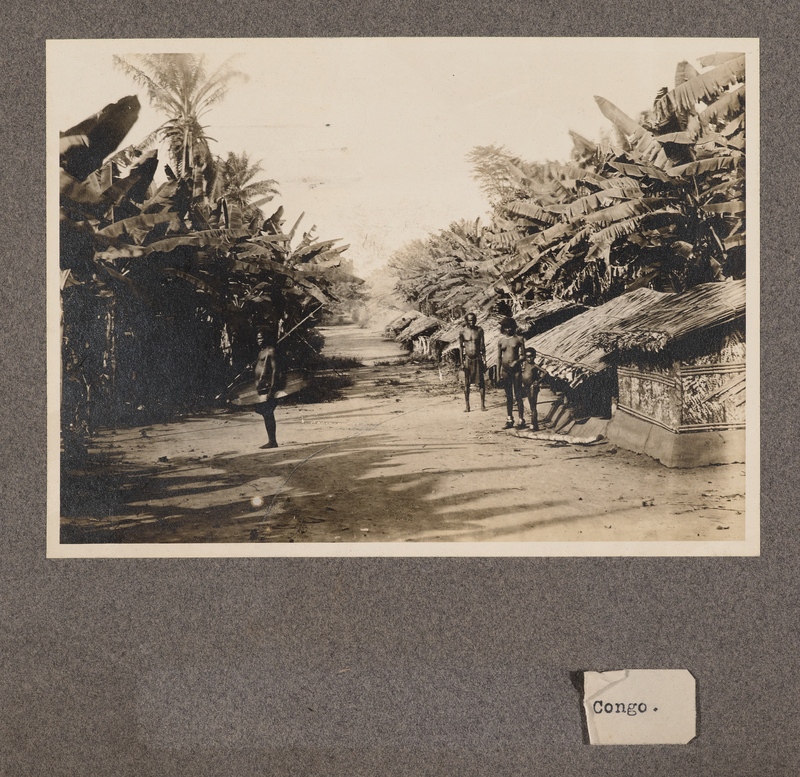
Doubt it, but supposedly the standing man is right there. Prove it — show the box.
[253,327,282,449]
[459,312,487,412]
[496,317,526,429]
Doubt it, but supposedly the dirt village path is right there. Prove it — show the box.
[61,324,746,546]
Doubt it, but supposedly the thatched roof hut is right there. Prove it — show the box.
[527,288,666,387]
[396,313,442,343]
[385,310,424,338]
[595,279,746,355]
[515,299,586,336]
[593,280,747,468]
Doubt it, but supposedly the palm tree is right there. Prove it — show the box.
[113,53,247,178]
[217,151,280,223]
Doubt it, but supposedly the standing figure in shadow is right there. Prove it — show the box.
[496,317,526,430]
[253,327,282,449]
[459,312,487,412]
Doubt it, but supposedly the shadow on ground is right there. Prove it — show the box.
[61,428,573,544]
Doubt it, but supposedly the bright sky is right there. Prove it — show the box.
[48,37,750,277]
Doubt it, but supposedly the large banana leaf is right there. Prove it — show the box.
[95,212,175,244]
[701,200,745,214]
[145,228,252,254]
[675,60,699,86]
[233,261,330,305]
[654,131,694,144]
[163,267,225,297]
[701,175,744,199]
[124,150,160,204]
[723,234,746,250]
[94,245,148,262]
[726,134,746,151]
[583,197,667,225]
[487,230,519,250]
[550,187,642,220]
[60,96,141,181]
[588,215,645,245]
[720,114,744,137]
[597,176,644,194]
[60,169,105,209]
[606,160,672,181]
[515,223,572,253]
[655,55,745,117]
[506,200,558,224]
[141,180,181,213]
[667,154,741,178]
[594,96,667,167]
[697,52,744,68]
[296,257,341,271]
[569,130,598,157]
[698,86,745,128]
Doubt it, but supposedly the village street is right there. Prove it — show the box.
[61,323,746,546]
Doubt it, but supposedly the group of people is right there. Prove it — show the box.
[246,312,543,449]
[458,312,542,431]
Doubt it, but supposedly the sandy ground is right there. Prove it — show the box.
[61,324,746,545]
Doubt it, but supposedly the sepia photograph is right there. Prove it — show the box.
[47,37,759,556]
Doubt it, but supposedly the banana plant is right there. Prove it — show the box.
[460,51,746,308]
[60,92,353,443]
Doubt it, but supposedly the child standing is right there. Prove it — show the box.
[520,347,543,431]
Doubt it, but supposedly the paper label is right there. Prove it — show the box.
[582,669,696,745]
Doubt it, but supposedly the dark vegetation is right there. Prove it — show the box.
[60,53,364,464]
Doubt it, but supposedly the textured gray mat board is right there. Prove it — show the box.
[4,3,799,775]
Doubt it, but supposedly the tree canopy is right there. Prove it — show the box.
[391,52,747,319]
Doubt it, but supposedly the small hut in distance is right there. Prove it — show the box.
[598,279,746,468]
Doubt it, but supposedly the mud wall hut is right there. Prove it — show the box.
[597,279,746,468]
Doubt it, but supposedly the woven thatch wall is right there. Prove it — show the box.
[617,331,746,432]
[618,364,682,430]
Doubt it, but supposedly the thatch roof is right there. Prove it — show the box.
[527,288,666,387]
[515,299,586,333]
[397,314,442,342]
[595,279,746,354]
[385,310,424,337]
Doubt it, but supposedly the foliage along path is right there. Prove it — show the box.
[61,323,745,546]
